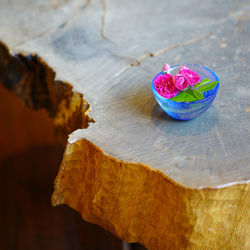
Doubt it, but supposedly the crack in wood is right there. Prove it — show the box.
[59,0,92,29]
[13,0,92,48]
[100,0,113,43]
[101,32,213,95]
[137,33,212,63]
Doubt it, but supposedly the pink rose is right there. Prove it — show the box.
[179,66,200,86]
[173,74,188,90]
[162,63,170,72]
[154,73,179,99]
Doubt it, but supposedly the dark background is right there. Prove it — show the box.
[0,84,146,250]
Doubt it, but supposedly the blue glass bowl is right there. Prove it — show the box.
[151,64,220,120]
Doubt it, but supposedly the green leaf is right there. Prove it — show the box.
[194,78,210,89]
[198,81,218,92]
[185,90,200,102]
[170,91,187,102]
[190,90,204,100]
[170,90,203,103]
[200,78,211,84]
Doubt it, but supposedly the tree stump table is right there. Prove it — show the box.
[0,0,249,249]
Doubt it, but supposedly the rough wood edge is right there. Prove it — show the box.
[0,41,94,144]
[52,139,250,249]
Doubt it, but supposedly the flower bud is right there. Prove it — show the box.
[162,63,170,72]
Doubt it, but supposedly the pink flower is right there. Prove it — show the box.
[154,73,179,99]
[173,74,188,90]
[179,66,200,86]
[162,63,170,72]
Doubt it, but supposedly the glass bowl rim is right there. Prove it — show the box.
[151,64,220,104]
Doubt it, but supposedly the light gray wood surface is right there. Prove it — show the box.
[1,0,250,188]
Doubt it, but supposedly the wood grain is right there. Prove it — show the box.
[0,0,250,249]
[52,139,250,249]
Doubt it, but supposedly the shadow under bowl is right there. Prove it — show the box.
[151,64,220,120]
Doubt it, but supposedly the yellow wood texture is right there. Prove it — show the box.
[52,139,250,249]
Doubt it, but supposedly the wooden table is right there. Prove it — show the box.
[0,0,249,249]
